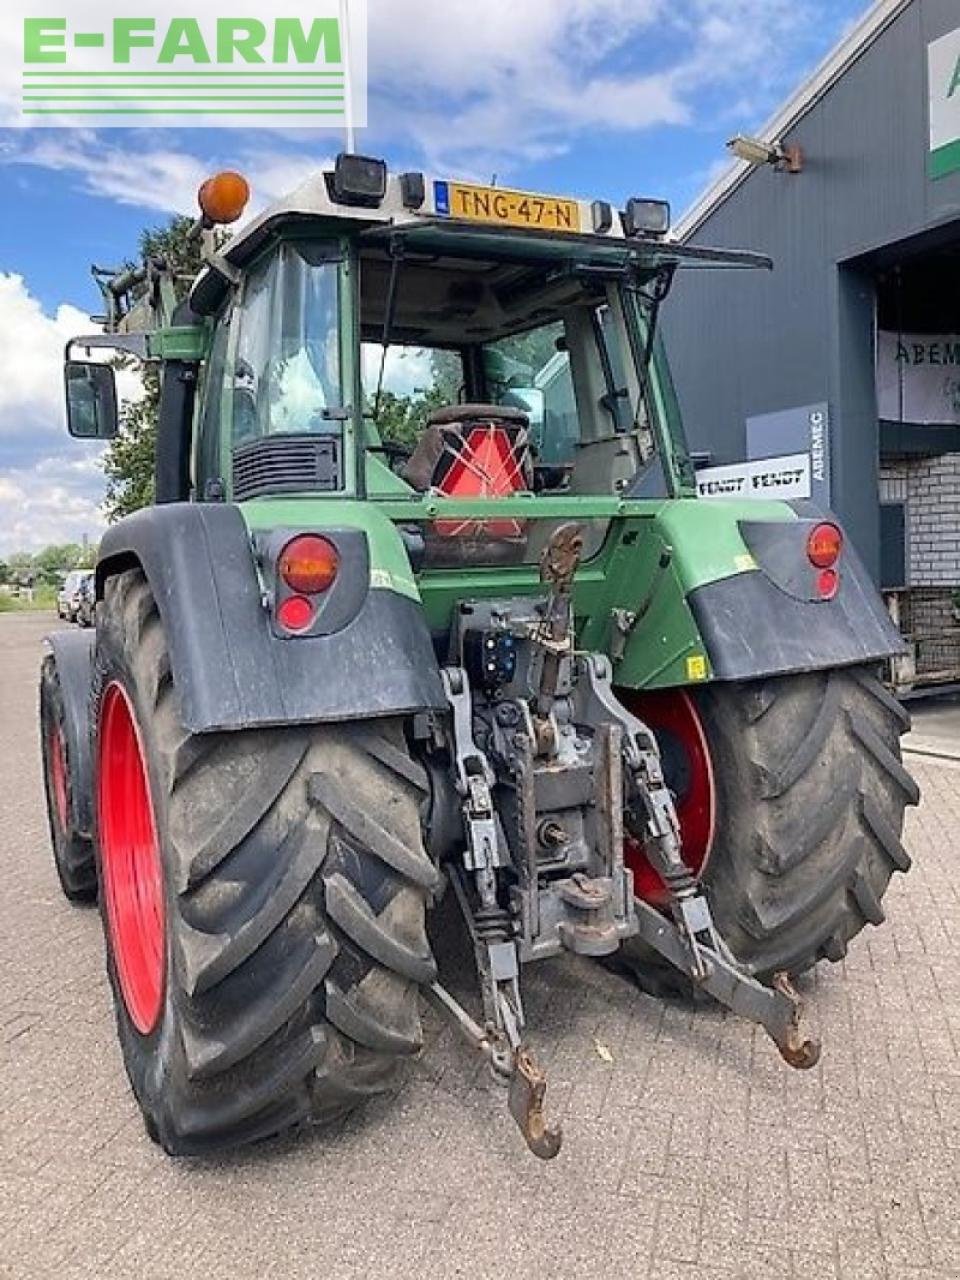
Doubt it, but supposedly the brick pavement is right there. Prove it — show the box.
[2,612,959,1280]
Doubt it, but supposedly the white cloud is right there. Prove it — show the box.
[0,274,87,446]
[0,133,331,217]
[362,344,435,398]
[366,0,681,170]
[364,0,840,171]
[0,461,106,553]
[0,273,113,553]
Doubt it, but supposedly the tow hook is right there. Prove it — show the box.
[508,1047,562,1160]
[771,972,821,1070]
[425,981,563,1161]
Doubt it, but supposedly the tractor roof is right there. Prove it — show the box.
[190,161,770,319]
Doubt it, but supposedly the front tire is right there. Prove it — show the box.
[39,655,96,903]
[94,570,439,1154]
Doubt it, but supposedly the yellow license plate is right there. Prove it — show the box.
[435,181,581,233]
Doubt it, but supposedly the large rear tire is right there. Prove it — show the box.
[622,665,918,979]
[93,569,439,1154]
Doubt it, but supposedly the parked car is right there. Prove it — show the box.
[75,572,96,628]
[57,570,89,622]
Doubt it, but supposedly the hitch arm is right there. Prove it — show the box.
[632,900,820,1069]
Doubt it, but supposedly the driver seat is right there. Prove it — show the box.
[402,404,533,497]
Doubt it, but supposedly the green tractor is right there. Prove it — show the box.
[40,158,918,1159]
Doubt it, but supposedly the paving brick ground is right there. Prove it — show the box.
[2,611,959,1280]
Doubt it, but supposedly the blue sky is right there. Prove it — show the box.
[0,0,872,551]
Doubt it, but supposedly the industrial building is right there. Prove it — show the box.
[664,0,960,687]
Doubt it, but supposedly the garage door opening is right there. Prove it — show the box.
[872,227,960,692]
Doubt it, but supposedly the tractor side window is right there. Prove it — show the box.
[230,241,342,446]
[480,321,578,466]
[195,312,230,496]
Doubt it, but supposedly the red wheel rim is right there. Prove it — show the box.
[48,723,69,833]
[97,682,165,1035]
[617,689,716,907]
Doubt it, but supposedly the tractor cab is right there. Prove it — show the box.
[173,160,766,530]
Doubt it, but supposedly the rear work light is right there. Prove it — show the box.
[332,153,387,207]
[278,534,339,596]
[806,522,843,569]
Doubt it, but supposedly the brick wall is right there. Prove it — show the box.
[878,453,960,586]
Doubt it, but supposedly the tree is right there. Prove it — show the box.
[103,364,159,521]
[372,348,463,449]
[101,216,207,522]
[32,543,85,585]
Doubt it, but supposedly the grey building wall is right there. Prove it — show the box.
[662,0,960,580]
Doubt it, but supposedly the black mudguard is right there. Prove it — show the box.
[688,516,905,682]
[43,629,96,837]
[97,503,446,734]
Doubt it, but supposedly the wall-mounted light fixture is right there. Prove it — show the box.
[727,134,803,174]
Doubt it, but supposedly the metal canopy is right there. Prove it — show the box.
[361,218,773,273]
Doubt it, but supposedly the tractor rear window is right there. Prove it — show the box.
[361,343,465,450]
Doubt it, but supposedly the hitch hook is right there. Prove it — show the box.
[770,972,821,1070]
[425,981,562,1160]
[508,1047,563,1161]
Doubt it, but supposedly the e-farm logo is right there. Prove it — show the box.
[14,1,367,127]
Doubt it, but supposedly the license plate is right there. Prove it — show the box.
[434,180,581,233]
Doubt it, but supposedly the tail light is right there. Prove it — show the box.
[806,522,843,569]
[278,535,339,595]
[276,595,316,633]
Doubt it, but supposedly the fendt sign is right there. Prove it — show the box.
[12,1,367,128]
[929,24,960,180]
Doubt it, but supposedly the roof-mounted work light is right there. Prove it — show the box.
[621,198,671,238]
[332,153,387,207]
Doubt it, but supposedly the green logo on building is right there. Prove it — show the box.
[929,25,960,179]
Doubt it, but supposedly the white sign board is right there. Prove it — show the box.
[876,330,960,424]
[929,25,960,179]
[696,453,811,502]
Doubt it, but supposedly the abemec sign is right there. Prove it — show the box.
[11,0,367,128]
[929,24,960,179]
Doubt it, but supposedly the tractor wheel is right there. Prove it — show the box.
[620,665,918,980]
[93,569,438,1155]
[40,655,97,903]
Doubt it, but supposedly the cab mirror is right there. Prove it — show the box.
[64,361,118,439]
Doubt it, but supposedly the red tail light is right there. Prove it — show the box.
[278,535,339,595]
[817,569,839,600]
[807,522,843,569]
[276,595,316,633]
